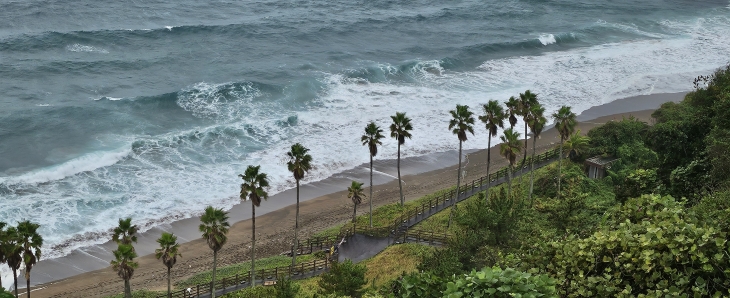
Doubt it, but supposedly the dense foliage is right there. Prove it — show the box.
[318,259,368,297]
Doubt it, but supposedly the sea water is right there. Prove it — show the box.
[1,0,729,287]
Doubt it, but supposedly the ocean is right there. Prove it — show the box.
[1,0,729,285]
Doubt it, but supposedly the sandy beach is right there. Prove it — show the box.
[21,92,686,298]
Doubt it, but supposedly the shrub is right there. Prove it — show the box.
[318,259,368,297]
[443,267,556,298]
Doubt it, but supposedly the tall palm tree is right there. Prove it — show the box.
[286,143,312,267]
[518,90,539,183]
[505,96,520,129]
[552,105,577,198]
[112,218,138,246]
[447,104,475,228]
[500,128,522,198]
[390,112,413,207]
[239,165,269,287]
[478,100,505,202]
[17,221,42,298]
[155,232,181,298]
[527,104,547,205]
[199,206,229,298]
[4,227,21,298]
[110,244,138,298]
[564,130,590,160]
[361,121,384,228]
[0,221,7,290]
[347,181,366,223]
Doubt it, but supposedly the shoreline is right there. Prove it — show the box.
[25,91,687,297]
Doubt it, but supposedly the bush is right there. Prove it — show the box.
[520,195,730,297]
[220,286,277,298]
[318,259,368,297]
[274,276,299,298]
[443,267,556,298]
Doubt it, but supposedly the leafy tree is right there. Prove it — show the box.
[199,206,230,298]
[390,112,413,207]
[518,90,539,184]
[112,218,139,247]
[520,195,730,297]
[286,143,312,267]
[17,221,42,298]
[416,248,463,279]
[111,244,138,298]
[318,259,367,297]
[348,181,366,223]
[155,232,181,298]
[443,267,556,298]
[239,165,269,286]
[527,104,546,205]
[499,128,521,198]
[447,104,475,228]
[552,106,577,198]
[361,121,385,227]
[586,117,649,157]
[563,130,590,162]
[394,271,445,298]
[478,100,505,202]
[273,276,299,298]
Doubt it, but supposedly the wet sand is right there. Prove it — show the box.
[24,92,687,297]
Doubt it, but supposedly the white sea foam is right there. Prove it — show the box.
[1,146,131,185]
[66,44,109,54]
[538,33,556,45]
[1,13,729,268]
[165,26,174,31]
[92,96,123,101]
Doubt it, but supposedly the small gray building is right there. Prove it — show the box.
[585,156,619,179]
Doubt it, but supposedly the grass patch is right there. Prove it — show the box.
[294,276,322,298]
[352,187,457,230]
[312,222,346,238]
[103,290,161,298]
[176,254,318,289]
[360,243,434,288]
[220,286,277,298]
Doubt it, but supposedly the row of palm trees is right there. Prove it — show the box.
[0,220,43,298]
[2,90,578,298]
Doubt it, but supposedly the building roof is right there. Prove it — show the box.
[585,155,620,168]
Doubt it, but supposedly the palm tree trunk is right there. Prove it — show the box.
[519,125,528,184]
[557,140,564,198]
[529,138,537,206]
[507,165,513,199]
[447,141,463,228]
[25,277,30,298]
[251,205,256,287]
[13,269,18,298]
[485,137,492,203]
[211,250,217,298]
[397,142,404,206]
[292,179,300,268]
[369,155,373,228]
[352,203,357,223]
[124,279,131,298]
[167,267,171,298]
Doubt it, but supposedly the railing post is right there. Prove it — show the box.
[196,284,199,298]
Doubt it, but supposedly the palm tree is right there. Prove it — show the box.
[361,121,384,228]
[518,91,539,182]
[17,221,42,298]
[500,128,522,198]
[347,181,365,223]
[527,104,547,205]
[112,218,138,246]
[199,206,229,298]
[505,96,520,129]
[390,112,413,207]
[447,104,475,228]
[478,100,505,202]
[155,232,181,298]
[286,143,312,267]
[564,130,590,160]
[552,105,577,198]
[239,165,269,287]
[0,222,7,290]
[3,227,21,298]
[110,244,138,298]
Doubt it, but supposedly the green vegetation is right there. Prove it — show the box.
[318,259,368,297]
[238,164,270,287]
[199,206,230,298]
[287,143,314,268]
[155,232,181,298]
[176,254,318,289]
[103,290,160,298]
[360,244,433,288]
